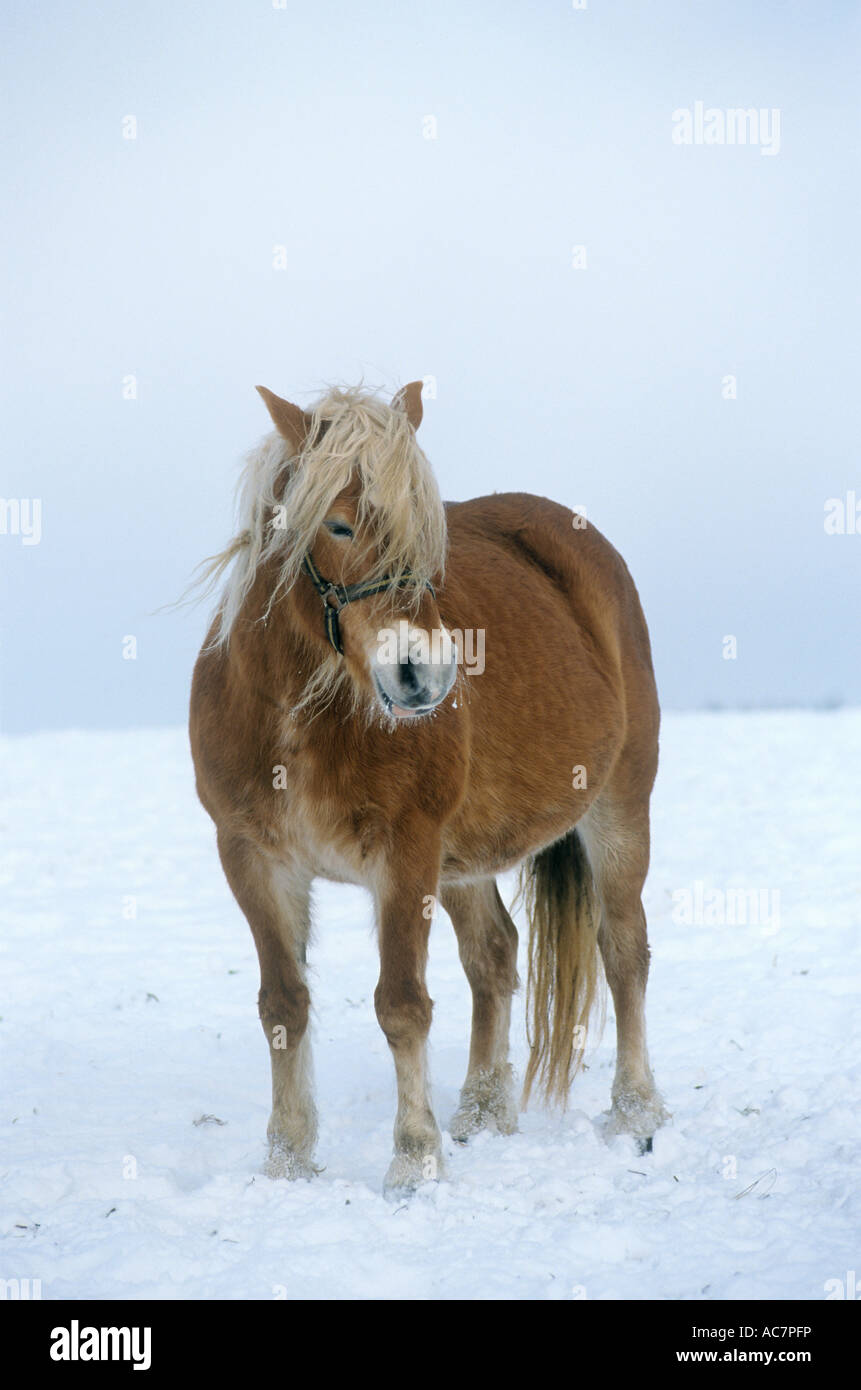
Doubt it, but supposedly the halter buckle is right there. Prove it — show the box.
[322,585,345,610]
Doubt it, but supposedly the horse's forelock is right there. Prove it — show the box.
[278,387,445,592]
[210,385,447,648]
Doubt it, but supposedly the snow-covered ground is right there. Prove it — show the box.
[1,710,859,1301]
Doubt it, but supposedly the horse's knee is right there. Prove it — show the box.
[374,980,433,1048]
[258,978,310,1049]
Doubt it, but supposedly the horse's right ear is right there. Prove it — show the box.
[392,381,423,431]
[255,386,311,454]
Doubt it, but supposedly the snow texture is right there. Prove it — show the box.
[1,711,859,1300]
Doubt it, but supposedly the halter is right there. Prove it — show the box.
[302,552,435,656]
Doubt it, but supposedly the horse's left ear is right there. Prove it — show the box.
[392,380,423,431]
[255,385,311,455]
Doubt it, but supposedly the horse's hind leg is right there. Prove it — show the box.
[216,832,317,1178]
[442,880,519,1140]
[579,797,668,1143]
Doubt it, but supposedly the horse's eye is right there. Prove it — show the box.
[324,520,354,540]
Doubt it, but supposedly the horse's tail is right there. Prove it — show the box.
[520,828,604,1107]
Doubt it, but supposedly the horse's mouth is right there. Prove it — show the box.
[374,675,439,721]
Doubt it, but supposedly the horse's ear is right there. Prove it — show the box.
[255,386,311,454]
[392,380,423,431]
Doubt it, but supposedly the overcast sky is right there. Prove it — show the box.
[2,0,859,733]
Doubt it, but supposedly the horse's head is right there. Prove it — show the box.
[255,381,457,723]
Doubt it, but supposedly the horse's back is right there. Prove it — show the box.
[445,491,658,706]
[433,492,659,873]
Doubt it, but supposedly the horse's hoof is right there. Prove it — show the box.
[449,1067,518,1142]
[449,1106,518,1143]
[382,1150,444,1200]
[264,1141,320,1181]
[449,1108,483,1143]
[605,1090,670,1144]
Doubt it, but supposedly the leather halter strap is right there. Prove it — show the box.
[301,551,435,656]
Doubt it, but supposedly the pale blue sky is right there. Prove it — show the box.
[2,0,859,732]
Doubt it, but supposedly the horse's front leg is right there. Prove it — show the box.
[217,832,317,1179]
[374,840,444,1197]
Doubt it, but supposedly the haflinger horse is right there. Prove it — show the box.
[189,380,667,1195]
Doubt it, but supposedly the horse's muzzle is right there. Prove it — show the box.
[373,656,456,721]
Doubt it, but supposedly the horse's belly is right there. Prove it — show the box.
[440,801,592,883]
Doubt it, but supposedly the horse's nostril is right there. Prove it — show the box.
[399,661,420,692]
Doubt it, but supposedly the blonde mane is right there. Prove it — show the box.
[199,385,448,649]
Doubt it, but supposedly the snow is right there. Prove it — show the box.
[1,710,859,1300]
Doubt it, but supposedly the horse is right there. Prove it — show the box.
[189,380,667,1195]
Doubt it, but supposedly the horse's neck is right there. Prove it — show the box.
[235,562,327,701]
